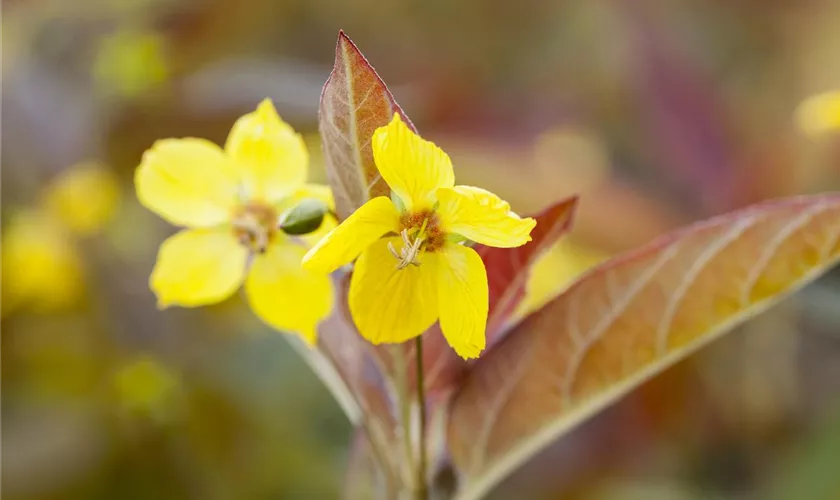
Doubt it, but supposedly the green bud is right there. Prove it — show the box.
[279,198,330,235]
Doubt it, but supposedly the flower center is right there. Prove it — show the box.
[232,201,278,254]
[388,211,445,269]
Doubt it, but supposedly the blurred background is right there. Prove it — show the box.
[2,0,840,499]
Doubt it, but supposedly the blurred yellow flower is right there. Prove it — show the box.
[1,210,85,316]
[43,161,121,236]
[795,90,840,137]
[135,99,334,344]
[1,161,119,317]
[113,356,179,419]
[515,239,610,318]
[93,29,168,99]
[303,114,536,359]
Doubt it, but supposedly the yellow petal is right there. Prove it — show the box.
[372,113,454,211]
[437,243,488,359]
[150,228,247,307]
[302,196,399,273]
[225,99,308,203]
[515,239,609,318]
[437,185,536,248]
[349,237,440,344]
[136,138,239,227]
[42,161,121,236]
[281,183,335,211]
[245,240,334,344]
[795,90,840,137]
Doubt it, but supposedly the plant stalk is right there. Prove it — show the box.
[415,335,428,500]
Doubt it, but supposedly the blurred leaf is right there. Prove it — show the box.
[319,31,415,220]
[447,194,840,500]
[303,275,408,488]
[343,431,378,500]
[626,5,736,212]
[342,429,399,500]
[767,405,840,500]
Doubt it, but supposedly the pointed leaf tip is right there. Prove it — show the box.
[319,31,416,220]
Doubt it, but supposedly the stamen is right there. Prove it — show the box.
[401,228,413,249]
[254,231,268,253]
[389,228,425,269]
[231,206,275,254]
[387,241,401,260]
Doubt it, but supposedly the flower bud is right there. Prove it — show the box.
[279,198,330,235]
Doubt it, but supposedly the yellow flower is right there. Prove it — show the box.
[1,162,120,317]
[93,29,168,99]
[135,99,334,344]
[113,356,180,420]
[1,209,85,316]
[42,161,121,236]
[303,114,536,359]
[796,90,840,137]
[515,239,609,318]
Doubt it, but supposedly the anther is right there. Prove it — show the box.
[389,228,424,269]
[232,212,271,254]
[255,231,268,253]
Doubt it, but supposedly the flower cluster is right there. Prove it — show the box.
[136,105,535,358]
[2,162,120,316]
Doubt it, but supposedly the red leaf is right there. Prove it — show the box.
[319,31,415,220]
[479,196,579,336]
[447,194,840,500]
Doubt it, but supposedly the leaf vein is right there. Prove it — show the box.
[741,206,826,307]
[654,216,757,356]
[561,241,682,406]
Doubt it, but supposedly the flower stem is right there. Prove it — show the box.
[415,335,428,500]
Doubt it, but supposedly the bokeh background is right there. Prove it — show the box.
[2,0,840,499]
